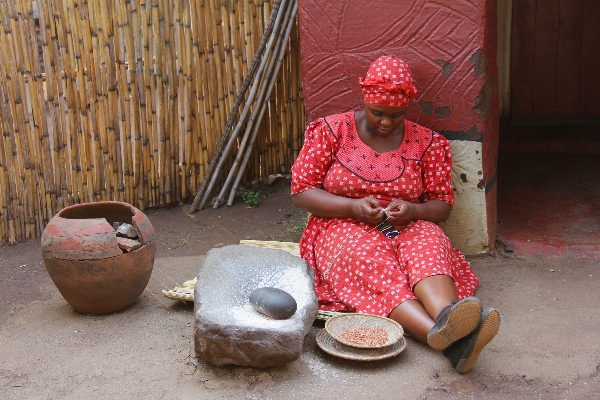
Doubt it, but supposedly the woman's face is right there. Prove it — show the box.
[363,103,408,137]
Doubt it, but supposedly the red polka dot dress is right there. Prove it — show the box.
[291,112,479,316]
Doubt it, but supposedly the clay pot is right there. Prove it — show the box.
[41,201,156,314]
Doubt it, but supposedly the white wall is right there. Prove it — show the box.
[441,140,490,255]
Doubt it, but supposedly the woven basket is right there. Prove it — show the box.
[325,313,404,349]
[316,328,406,361]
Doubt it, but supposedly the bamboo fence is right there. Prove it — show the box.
[0,0,305,246]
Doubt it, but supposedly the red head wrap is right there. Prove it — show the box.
[359,56,418,108]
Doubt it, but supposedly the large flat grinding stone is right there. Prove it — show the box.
[193,244,318,367]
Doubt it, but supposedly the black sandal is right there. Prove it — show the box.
[427,296,482,351]
[442,307,501,374]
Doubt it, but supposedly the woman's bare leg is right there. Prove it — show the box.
[413,275,459,318]
[388,275,459,344]
[388,300,433,343]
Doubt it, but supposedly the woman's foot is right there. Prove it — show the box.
[426,296,482,350]
[442,307,500,374]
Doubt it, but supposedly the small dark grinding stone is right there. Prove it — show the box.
[249,287,297,319]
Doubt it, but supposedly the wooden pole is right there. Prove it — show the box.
[188,0,282,213]
[17,0,54,235]
[139,0,154,208]
[2,0,32,239]
[227,1,297,206]
[217,0,293,207]
[37,0,67,212]
[197,0,287,210]
[0,16,22,243]
[216,0,289,206]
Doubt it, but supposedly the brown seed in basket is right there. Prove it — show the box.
[338,327,389,347]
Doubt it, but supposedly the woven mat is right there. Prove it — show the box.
[161,240,347,320]
[238,239,301,257]
[161,278,197,303]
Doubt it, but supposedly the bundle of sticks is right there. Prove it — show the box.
[189,0,297,212]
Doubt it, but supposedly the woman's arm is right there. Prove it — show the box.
[385,199,452,226]
[292,188,387,226]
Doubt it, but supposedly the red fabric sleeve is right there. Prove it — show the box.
[291,118,338,195]
[419,133,455,205]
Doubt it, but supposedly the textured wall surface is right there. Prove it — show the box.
[440,141,488,253]
[298,1,496,130]
[297,0,499,253]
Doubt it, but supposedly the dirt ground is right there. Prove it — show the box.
[1,178,599,399]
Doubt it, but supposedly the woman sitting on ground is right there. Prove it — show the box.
[291,55,500,374]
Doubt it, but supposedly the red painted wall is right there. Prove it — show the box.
[297,0,499,246]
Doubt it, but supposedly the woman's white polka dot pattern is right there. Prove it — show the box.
[291,112,479,314]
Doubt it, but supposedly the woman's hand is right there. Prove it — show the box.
[385,199,417,226]
[351,197,387,225]
[292,189,387,225]
[385,199,452,226]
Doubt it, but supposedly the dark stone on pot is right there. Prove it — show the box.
[249,287,297,319]
[116,223,139,239]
